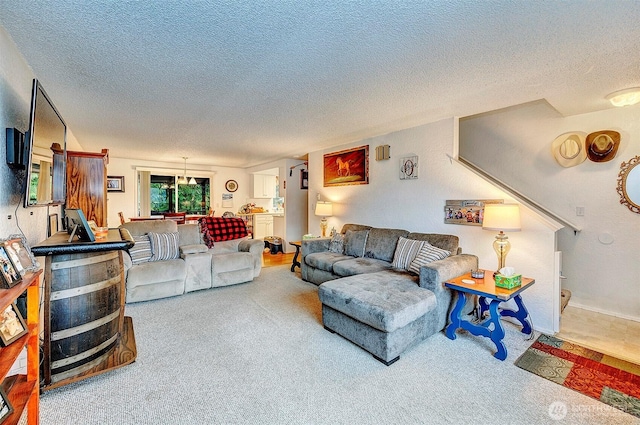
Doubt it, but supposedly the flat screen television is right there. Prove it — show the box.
[64,209,95,242]
[23,79,67,207]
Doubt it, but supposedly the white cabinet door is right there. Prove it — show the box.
[253,174,277,198]
[253,215,274,239]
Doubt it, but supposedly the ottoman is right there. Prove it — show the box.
[318,270,437,365]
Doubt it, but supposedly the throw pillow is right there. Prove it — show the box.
[328,233,345,254]
[148,231,180,261]
[129,235,152,265]
[391,237,425,270]
[408,243,451,275]
[344,229,369,257]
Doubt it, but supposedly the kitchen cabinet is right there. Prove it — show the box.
[253,214,274,239]
[253,174,277,198]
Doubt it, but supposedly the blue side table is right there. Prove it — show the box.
[444,270,535,361]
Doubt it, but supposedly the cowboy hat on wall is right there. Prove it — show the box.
[586,130,620,163]
[552,132,588,167]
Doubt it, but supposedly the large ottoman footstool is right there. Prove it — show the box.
[318,270,437,365]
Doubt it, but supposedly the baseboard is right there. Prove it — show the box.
[567,301,640,324]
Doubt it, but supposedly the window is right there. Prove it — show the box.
[138,171,211,216]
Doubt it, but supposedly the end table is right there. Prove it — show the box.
[444,270,534,360]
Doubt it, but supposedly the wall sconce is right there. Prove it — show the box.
[314,201,333,237]
[606,88,640,107]
[482,204,521,273]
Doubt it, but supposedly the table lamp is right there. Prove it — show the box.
[315,201,333,237]
[482,204,521,273]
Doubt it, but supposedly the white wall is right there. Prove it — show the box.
[460,101,640,321]
[308,118,559,333]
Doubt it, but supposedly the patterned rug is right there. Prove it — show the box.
[515,334,640,418]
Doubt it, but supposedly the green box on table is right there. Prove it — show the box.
[494,274,522,289]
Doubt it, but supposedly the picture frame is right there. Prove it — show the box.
[65,208,96,242]
[444,199,504,226]
[107,176,125,192]
[48,213,59,237]
[400,156,419,180]
[4,234,38,276]
[300,170,309,190]
[0,388,13,422]
[0,303,28,346]
[0,246,21,288]
[323,145,369,187]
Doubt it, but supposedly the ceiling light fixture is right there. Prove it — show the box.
[606,87,640,107]
[177,157,189,185]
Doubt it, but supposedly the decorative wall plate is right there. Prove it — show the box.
[225,180,238,192]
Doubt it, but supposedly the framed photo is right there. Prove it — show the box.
[323,145,369,187]
[400,156,419,180]
[0,246,21,288]
[0,303,28,346]
[0,388,13,422]
[48,213,59,237]
[107,176,125,192]
[300,170,309,189]
[444,199,504,226]
[65,209,96,242]
[4,235,38,276]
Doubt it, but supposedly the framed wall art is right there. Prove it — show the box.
[323,145,369,187]
[48,213,59,236]
[0,246,21,288]
[400,156,419,180]
[0,303,28,346]
[107,176,125,192]
[444,199,503,226]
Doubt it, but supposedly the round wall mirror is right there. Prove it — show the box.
[617,155,640,213]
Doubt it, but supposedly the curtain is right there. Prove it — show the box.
[138,171,151,216]
[36,160,52,202]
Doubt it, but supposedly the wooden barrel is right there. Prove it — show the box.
[43,250,124,386]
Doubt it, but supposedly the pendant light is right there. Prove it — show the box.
[177,157,188,185]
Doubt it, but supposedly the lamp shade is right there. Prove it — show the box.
[315,201,333,217]
[482,204,521,231]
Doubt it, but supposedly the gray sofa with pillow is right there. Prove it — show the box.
[302,224,478,365]
[120,220,263,303]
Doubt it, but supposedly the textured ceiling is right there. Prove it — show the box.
[1,1,639,168]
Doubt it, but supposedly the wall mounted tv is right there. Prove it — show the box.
[23,79,67,207]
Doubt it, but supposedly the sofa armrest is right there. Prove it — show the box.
[301,238,330,256]
[419,254,478,293]
[239,238,264,255]
[180,244,209,255]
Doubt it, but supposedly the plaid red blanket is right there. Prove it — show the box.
[199,217,248,247]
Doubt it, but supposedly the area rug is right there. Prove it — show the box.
[515,334,640,418]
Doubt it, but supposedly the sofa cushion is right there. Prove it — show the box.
[332,257,392,277]
[328,233,345,254]
[391,237,425,270]
[199,217,248,248]
[408,243,451,275]
[344,230,369,257]
[126,258,186,288]
[120,220,177,237]
[318,271,436,333]
[211,252,252,274]
[364,228,409,262]
[406,232,459,255]
[129,235,152,265]
[148,231,180,261]
[305,252,353,273]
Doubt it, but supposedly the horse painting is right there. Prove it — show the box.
[336,157,351,176]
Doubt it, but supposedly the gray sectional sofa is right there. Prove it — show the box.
[120,220,264,303]
[302,224,478,365]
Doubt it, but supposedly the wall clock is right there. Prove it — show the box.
[225,180,238,192]
[400,156,419,180]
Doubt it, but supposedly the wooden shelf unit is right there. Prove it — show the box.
[0,270,42,424]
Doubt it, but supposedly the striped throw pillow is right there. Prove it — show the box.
[391,237,425,270]
[408,243,451,275]
[148,232,180,262]
[129,235,152,264]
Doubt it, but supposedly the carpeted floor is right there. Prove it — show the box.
[515,334,640,418]
[38,266,640,424]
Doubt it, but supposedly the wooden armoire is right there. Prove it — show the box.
[66,149,109,226]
